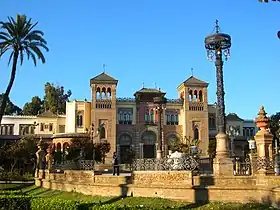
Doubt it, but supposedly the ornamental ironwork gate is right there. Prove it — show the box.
[132,157,199,171]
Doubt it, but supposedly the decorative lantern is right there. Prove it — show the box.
[248,138,256,150]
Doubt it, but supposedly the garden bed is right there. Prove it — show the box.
[0,185,276,209]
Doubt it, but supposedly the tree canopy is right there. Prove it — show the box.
[43,82,71,114]
[0,14,48,124]
[0,94,22,115]
[22,83,71,115]
[22,96,43,115]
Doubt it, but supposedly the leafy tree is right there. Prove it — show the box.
[269,112,280,149]
[208,139,216,160]
[22,96,43,115]
[65,137,111,164]
[43,82,71,114]
[0,14,48,125]
[0,93,22,115]
[96,142,111,164]
[169,136,200,155]
[4,135,38,172]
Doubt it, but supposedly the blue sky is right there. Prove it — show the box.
[0,0,279,120]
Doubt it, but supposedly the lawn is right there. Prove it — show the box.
[0,185,277,209]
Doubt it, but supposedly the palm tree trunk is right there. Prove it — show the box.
[0,50,19,125]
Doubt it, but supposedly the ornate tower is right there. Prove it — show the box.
[90,72,118,162]
[177,76,209,156]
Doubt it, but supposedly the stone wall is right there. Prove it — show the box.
[36,170,280,207]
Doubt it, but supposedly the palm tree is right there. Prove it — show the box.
[0,14,48,125]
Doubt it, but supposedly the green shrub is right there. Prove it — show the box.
[0,171,34,181]
[91,204,170,210]
[0,190,22,195]
[31,197,80,210]
[0,195,31,210]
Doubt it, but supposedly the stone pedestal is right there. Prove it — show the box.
[215,133,230,157]
[213,157,234,176]
[156,150,162,159]
[213,133,233,176]
[254,106,274,175]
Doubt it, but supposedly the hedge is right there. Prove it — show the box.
[0,195,80,210]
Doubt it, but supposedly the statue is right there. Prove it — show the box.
[36,137,46,170]
[45,145,53,170]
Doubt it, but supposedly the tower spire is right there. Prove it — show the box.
[191,68,194,76]
[103,64,106,73]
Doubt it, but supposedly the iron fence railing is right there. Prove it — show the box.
[53,160,95,170]
[132,157,199,171]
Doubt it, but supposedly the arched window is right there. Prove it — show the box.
[142,131,156,145]
[101,87,106,99]
[107,87,111,99]
[189,90,193,101]
[145,112,149,122]
[194,127,199,140]
[96,87,101,100]
[150,111,154,122]
[199,90,203,102]
[193,90,198,102]
[119,134,132,145]
[76,113,83,127]
[100,126,106,139]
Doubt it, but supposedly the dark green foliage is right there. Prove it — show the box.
[0,171,34,181]
[0,93,22,115]
[0,195,31,210]
[96,142,111,164]
[22,96,43,115]
[269,112,280,149]
[43,82,71,114]
[31,198,79,210]
[65,137,111,163]
[208,139,216,160]
[3,135,38,172]
[168,137,199,155]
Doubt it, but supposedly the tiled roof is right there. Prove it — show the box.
[183,76,209,87]
[137,88,162,93]
[90,72,118,84]
[226,113,244,121]
[37,111,58,118]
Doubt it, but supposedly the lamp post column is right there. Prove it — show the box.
[205,20,233,176]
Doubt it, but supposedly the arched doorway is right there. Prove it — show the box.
[141,131,156,158]
[118,134,132,164]
[194,126,199,140]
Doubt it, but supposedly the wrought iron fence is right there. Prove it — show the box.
[53,160,95,170]
[233,157,251,176]
[132,157,199,171]
[255,156,274,171]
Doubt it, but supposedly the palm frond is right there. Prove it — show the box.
[29,44,46,63]
[19,49,24,65]
[7,51,14,66]
[0,31,12,40]
[29,41,49,52]
[24,47,36,66]
[0,14,48,67]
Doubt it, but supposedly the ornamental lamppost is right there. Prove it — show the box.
[226,125,239,157]
[153,96,167,159]
[205,20,231,158]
